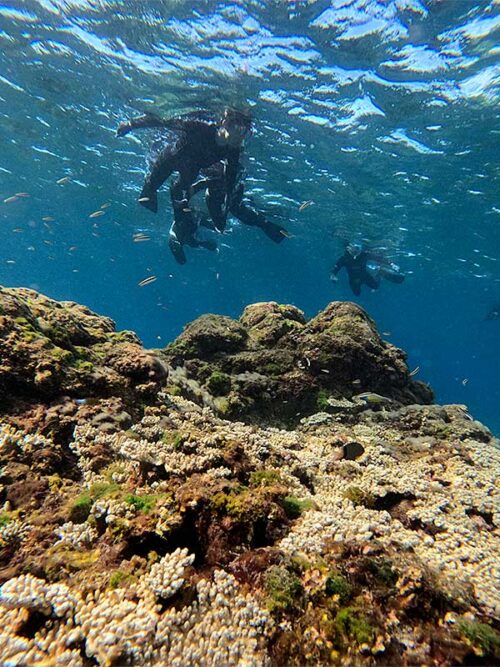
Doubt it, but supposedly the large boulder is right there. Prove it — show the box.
[0,287,167,428]
[162,300,432,424]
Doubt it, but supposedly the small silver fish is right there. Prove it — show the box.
[138,197,150,203]
[3,196,19,204]
[409,366,420,377]
[56,176,71,184]
[299,200,314,212]
[138,275,157,287]
[89,210,105,218]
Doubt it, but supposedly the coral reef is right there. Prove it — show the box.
[0,288,498,666]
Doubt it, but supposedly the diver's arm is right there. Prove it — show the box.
[331,256,346,277]
[224,149,242,196]
[116,112,173,137]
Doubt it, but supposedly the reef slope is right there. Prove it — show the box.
[0,287,498,666]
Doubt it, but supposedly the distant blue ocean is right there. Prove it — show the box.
[0,0,498,433]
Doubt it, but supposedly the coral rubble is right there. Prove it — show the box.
[0,287,498,666]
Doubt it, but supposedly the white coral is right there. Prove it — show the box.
[0,520,32,548]
[154,569,270,666]
[0,553,270,666]
[54,521,98,548]
[143,548,195,600]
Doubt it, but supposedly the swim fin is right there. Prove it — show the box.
[139,186,158,213]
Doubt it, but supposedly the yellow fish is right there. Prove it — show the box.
[355,392,392,404]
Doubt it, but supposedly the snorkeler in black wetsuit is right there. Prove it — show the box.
[485,303,500,320]
[117,108,254,263]
[330,242,405,296]
[190,161,288,244]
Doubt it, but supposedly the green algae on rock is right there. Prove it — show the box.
[0,286,167,418]
[0,288,498,666]
[162,299,433,425]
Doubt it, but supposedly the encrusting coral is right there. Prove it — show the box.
[0,288,498,666]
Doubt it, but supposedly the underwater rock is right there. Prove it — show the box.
[240,301,306,347]
[166,313,248,360]
[163,299,432,424]
[0,287,167,426]
[0,288,498,666]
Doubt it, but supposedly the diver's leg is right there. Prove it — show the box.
[168,225,187,265]
[140,145,177,213]
[364,272,381,290]
[380,267,405,284]
[199,213,216,230]
[349,277,362,296]
[197,239,218,251]
[206,181,228,233]
[183,230,217,252]
[169,171,199,233]
[231,200,287,244]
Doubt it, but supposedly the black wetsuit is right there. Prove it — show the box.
[117,111,241,213]
[485,303,500,320]
[190,162,288,244]
[117,111,287,262]
[117,111,239,263]
[332,249,405,296]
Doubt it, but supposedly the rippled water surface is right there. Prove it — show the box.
[0,0,499,430]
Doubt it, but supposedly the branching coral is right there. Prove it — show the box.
[0,551,270,666]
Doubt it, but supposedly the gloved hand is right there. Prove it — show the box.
[116,122,131,137]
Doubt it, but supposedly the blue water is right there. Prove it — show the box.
[0,1,499,432]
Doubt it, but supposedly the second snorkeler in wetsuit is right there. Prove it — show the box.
[331,243,405,296]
